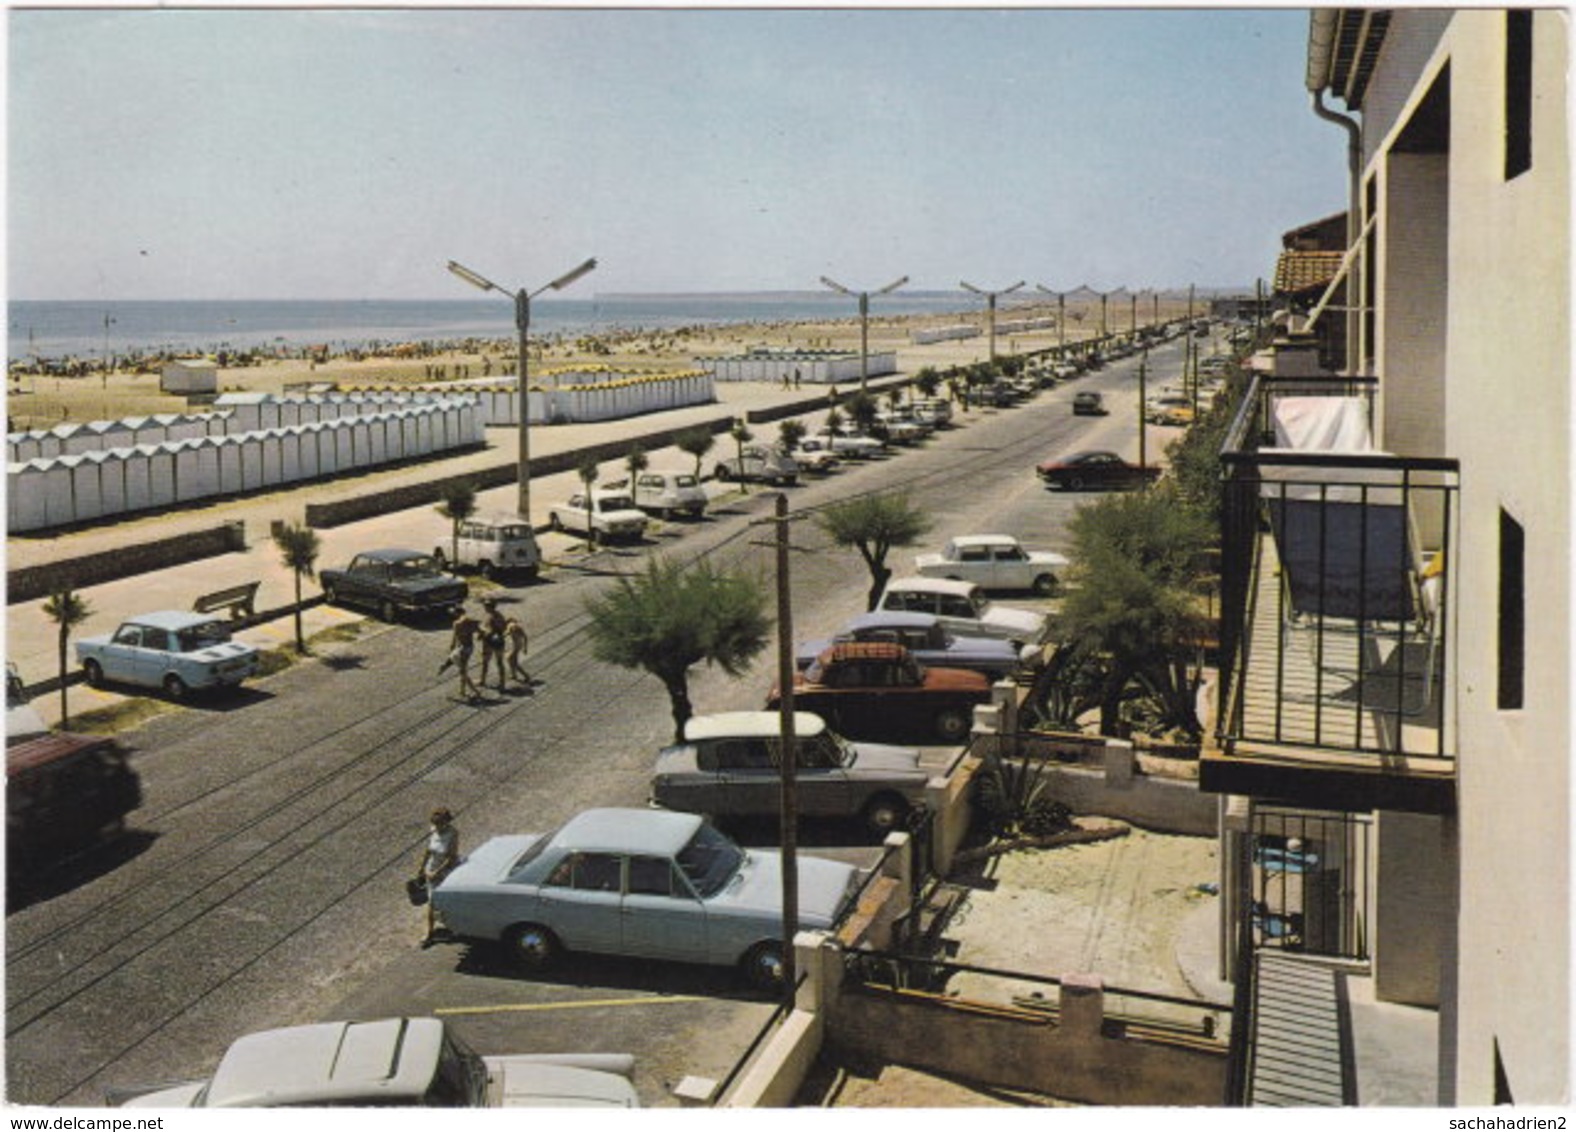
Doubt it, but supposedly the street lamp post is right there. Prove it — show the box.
[1035,285,1068,352]
[820,274,908,390]
[960,280,1025,362]
[447,256,597,521]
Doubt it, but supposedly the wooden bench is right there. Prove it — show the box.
[193,580,261,621]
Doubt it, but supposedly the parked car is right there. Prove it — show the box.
[768,641,992,744]
[872,411,927,444]
[1144,393,1194,427]
[602,471,707,519]
[1036,450,1161,492]
[811,425,885,460]
[1072,391,1108,416]
[788,438,842,473]
[909,398,954,428]
[114,1017,638,1108]
[650,710,927,836]
[546,491,649,541]
[432,807,860,990]
[432,512,541,579]
[320,549,469,622]
[8,732,141,877]
[76,610,261,698]
[877,577,1051,648]
[914,534,1069,595]
[795,611,1032,681]
[714,445,799,487]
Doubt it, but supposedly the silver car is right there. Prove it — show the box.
[651,711,928,837]
[433,807,861,990]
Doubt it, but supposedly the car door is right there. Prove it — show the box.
[134,626,176,687]
[97,624,147,685]
[716,739,779,817]
[793,734,852,818]
[538,851,624,955]
[991,544,1030,589]
[620,855,706,962]
[346,558,388,608]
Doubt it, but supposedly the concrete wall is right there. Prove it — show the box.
[7,522,247,604]
[1374,811,1449,1006]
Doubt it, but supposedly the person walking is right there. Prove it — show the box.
[479,599,508,692]
[505,614,531,687]
[413,807,460,946]
[443,606,482,700]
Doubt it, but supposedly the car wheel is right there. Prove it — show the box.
[1068,475,1086,491]
[503,923,560,972]
[478,560,495,580]
[549,513,564,532]
[714,464,731,482]
[323,583,340,607]
[934,708,971,743]
[379,599,398,623]
[863,793,910,839]
[83,659,105,688]
[432,547,448,570]
[741,941,786,994]
[162,673,189,701]
[1032,573,1059,597]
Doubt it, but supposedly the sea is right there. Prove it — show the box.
[6,293,997,364]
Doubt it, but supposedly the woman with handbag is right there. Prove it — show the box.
[413,807,460,946]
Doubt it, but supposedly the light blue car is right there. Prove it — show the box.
[76,610,261,699]
[433,807,861,991]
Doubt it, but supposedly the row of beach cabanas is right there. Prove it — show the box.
[10,399,482,533]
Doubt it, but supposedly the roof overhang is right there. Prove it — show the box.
[1307,9,1392,110]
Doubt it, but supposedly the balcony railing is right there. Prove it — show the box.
[1210,377,1457,810]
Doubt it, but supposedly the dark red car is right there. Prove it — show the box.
[1036,450,1160,491]
[767,641,991,744]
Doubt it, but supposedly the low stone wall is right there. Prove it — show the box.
[8,521,247,604]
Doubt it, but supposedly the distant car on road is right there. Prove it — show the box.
[602,471,708,519]
[788,438,841,473]
[914,534,1069,596]
[769,641,992,744]
[432,512,541,579]
[320,549,469,622]
[714,445,799,486]
[811,425,885,460]
[7,662,48,743]
[114,1017,639,1108]
[877,577,1052,649]
[796,611,1032,681]
[651,710,928,837]
[9,732,141,877]
[1036,450,1161,492]
[1072,391,1108,416]
[76,610,261,698]
[547,491,650,541]
[432,807,860,991]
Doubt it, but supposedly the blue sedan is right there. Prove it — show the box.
[432,808,861,990]
[795,611,1031,681]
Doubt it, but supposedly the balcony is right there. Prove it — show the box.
[1200,376,1457,815]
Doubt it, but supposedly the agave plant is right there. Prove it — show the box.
[973,753,1072,841]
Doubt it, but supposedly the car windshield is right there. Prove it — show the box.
[675,822,745,897]
[600,495,636,511]
[390,556,440,578]
[495,524,530,540]
[176,621,231,652]
[674,474,698,488]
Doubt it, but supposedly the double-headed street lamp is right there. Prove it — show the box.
[960,279,1025,361]
[820,274,908,390]
[447,256,597,521]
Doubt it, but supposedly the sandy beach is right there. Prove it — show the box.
[6,296,1203,432]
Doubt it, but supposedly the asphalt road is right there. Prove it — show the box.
[5,337,1189,1107]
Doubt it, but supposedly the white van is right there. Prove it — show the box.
[433,512,541,579]
[604,472,708,519]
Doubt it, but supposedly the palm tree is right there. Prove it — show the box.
[436,481,479,569]
[576,456,600,545]
[624,443,649,486]
[272,521,321,654]
[583,556,770,741]
[675,426,715,478]
[817,492,934,610]
[42,588,92,727]
[777,418,806,452]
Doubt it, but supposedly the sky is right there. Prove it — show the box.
[7,5,1349,300]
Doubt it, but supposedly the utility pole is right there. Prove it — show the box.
[771,492,799,1009]
[1138,345,1149,471]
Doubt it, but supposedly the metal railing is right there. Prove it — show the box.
[1218,374,1459,761]
[1251,807,1373,962]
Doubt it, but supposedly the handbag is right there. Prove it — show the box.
[405,877,429,906]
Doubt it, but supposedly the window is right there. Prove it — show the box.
[1505,9,1533,180]
[1498,509,1525,710]
[628,856,675,896]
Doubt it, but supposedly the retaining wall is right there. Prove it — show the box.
[8,521,248,604]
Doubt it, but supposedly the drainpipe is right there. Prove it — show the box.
[1307,10,1364,375]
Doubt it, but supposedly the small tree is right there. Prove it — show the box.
[817,492,934,610]
[729,420,753,493]
[583,556,771,741]
[777,418,806,452]
[624,443,649,485]
[676,426,715,478]
[42,588,92,727]
[914,367,942,399]
[576,456,600,544]
[843,390,880,437]
[273,521,321,654]
[436,480,479,568]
